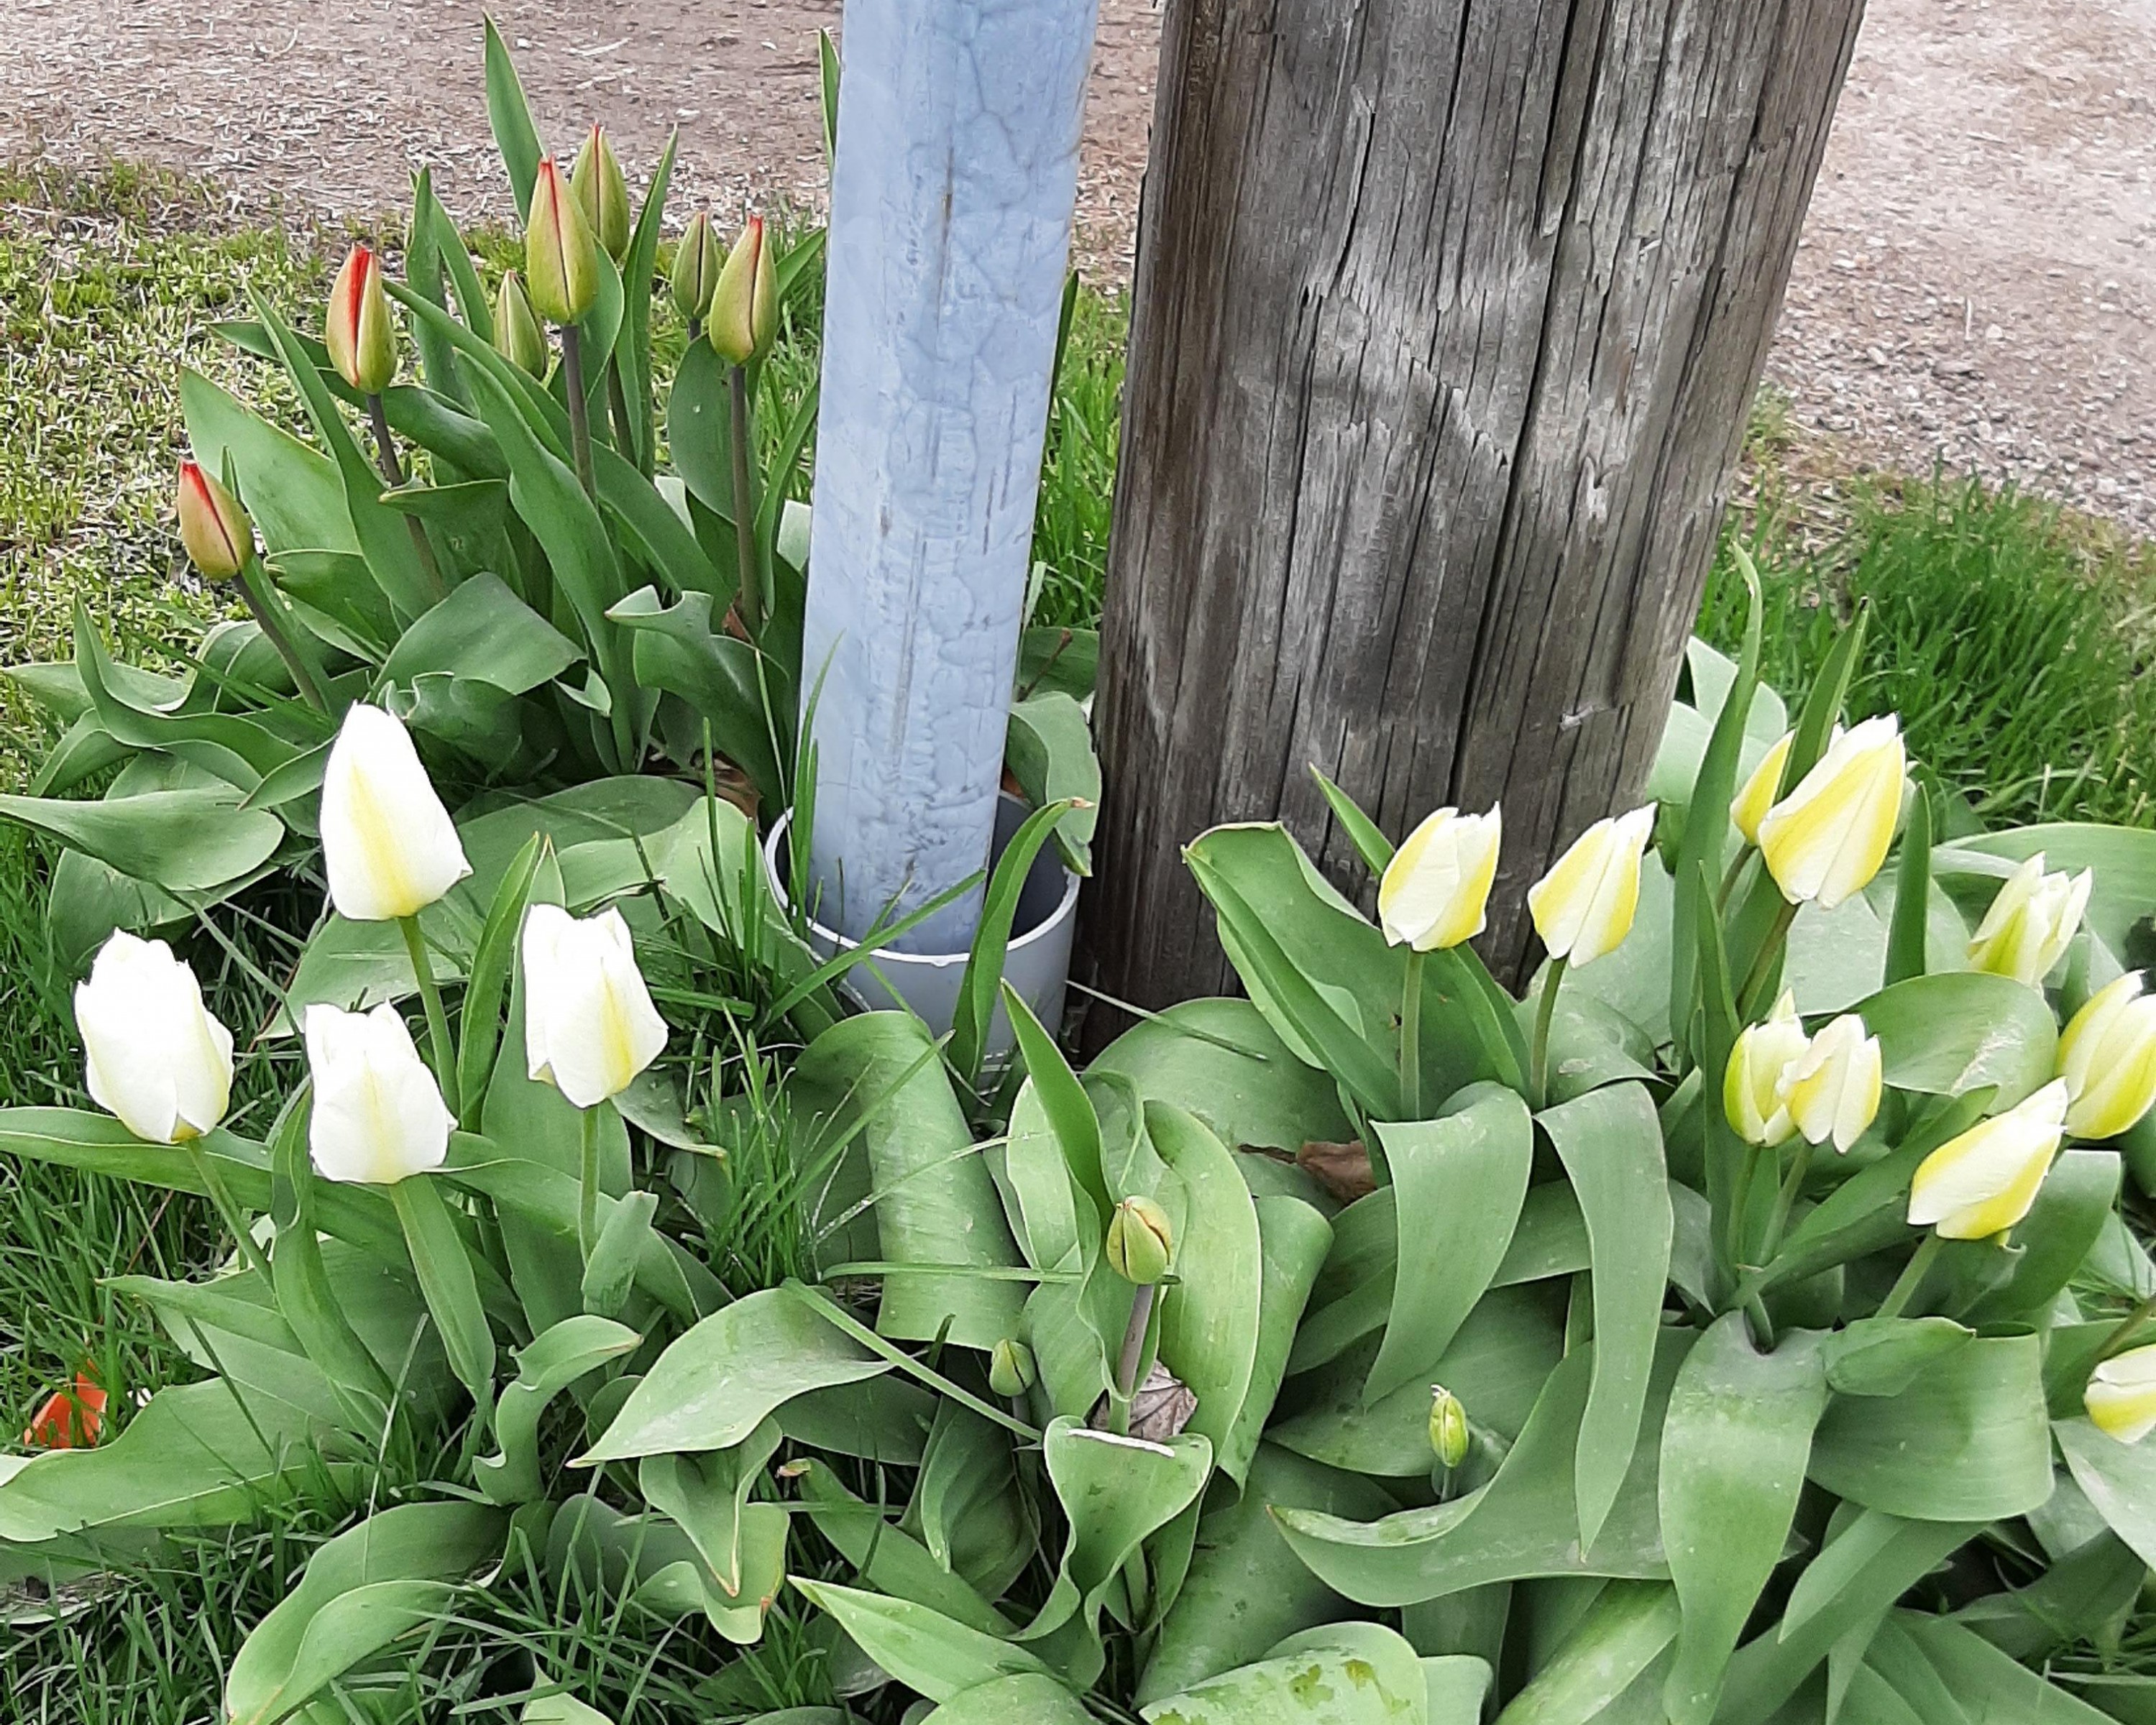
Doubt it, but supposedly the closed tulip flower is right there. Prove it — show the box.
[1378,805,1501,952]
[1907,1078,2069,1240]
[326,243,398,395]
[492,269,551,377]
[2058,972,2156,1141]
[320,703,472,923]
[305,1003,453,1185]
[525,157,601,326]
[1730,731,1794,846]
[75,931,233,1145]
[1527,805,1656,968]
[988,1338,1037,1400]
[521,903,669,1108]
[2086,1344,2156,1445]
[1780,1012,1883,1153]
[570,124,631,264]
[175,459,252,581]
[1106,1195,1174,1286]
[1428,1386,1470,1469]
[671,210,723,323]
[1723,990,1809,1149]
[707,216,777,367]
[1966,853,2093,988]
[1756,715,1906,910]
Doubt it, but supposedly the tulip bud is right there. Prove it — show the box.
[2086,1343,2156,1445]
[525,158,602,326]
[1106,1195,1173,1285]
[1780,1012,1883,1154]
[1907,1078,2069,1240]
[672,210,723,322]
[520,903,669,1108]
[1966,853,2093,989]
[1730,731,1794,846]
[1377,805,1502,953]
[571,124,632,264]
[325,242,398,395]
[2059,972,2156,1141]
[492,268,551,377]
[1526,805,1656,968]
[319,703,473,922]
[75,930,234,1145]
[1428,1386,1470,1469]
[988,1338,1037,1399]
[305,1003,454,1185]
[1723,990,1808,1149]
[175,459,252,581]
[1756,715,1906,910]
[707,216,778,367]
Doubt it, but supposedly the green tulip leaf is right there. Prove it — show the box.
[1140,1620,1439,1724]
[609,585,784,809]
[482,16,546,219]
[792,1458,1014,1634]
[1491,1580,1679,1725]
[476,1314,641,1505]
[1855,972,2060,1107]
[923,1673,1093,1724]
[1217,1195,1336,1484]
[180,367,357,556]
[912,1402,1034,1601]
[2056,1415,2156,1570]
[638,1417,783,1598]
[1820,1317,1973,1399]
[789,1578,1054,1706]
[382,570,583,696]
[0,786,284,896]
[1005,691,1099,875]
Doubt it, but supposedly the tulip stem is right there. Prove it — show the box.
[367,392,446,601]
[183,1139,274,1286]
[728,364,762,635]
[1399,949,1426,1123]
[579,1106,603,1261]
[559,327,597,497]
[605,357,639,470]
[2098,1291,2156,1362]
[399,916,459,1120]
[1106,1282,1157,1438]
[1760,1138,1814,1265]
[1876,1233,1945,1320]
[234,554,329,714]
[1717,846,1752,914]
[1737,900,1801,1021]
[1530,958,1568,1111]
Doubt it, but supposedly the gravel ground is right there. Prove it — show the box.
[1,0,2150,535]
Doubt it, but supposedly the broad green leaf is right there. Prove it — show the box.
[0,786,283,894]
[1855,972,2059,1107]
[639,1418,783,1598]
[1820,1317,1972,1399]
[545,1489,784,1642]
[2056,1415,2156,1569]
[1149,1102,1264,1473]
[1494,1581,1680,1725]
[1140,1621,1434,1724]
[1659,1317,1827,1725]
[180,368,357,555]
[1870,1611,2115,1724]
[382,570,582,695]
[615,128,679,474]
[1541,1083,1673,1550]
[1884,791,1933,987]
[609,586,783,807]
[789,1578,1054,1705]
[793,1459,1014,1634]
[1006,691,1099,875]
[925,1675,1093,1724]
[1218,1195,1336,1484]
[1951,1528,2144,1661]
[1005,983,1112,1231]
[389,1172,495,1402]
[1017,625,1099,705]
[477,1314,640,1505]
[951,798,1081,1085]
[1965,1149,2119,1323]
[912,1401,1032,1601]
[523,1697,615,1725]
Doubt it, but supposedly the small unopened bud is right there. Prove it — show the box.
[1106,1195,1173,1286]
[988,1338,1037,1399]
[492,269,551,377]
[175,460,252,581]
[1429,1386,1469,1469]
[571,124,632,264]
[707,215,778,367]
[525,158,601,327]
[326,242,398,395]
[671,209,723,323]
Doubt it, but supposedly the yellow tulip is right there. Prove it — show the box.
[1781,1013,1883,1153]
[1723,990,1809,1148]
[2086,1343,2156,1445]
[1526,805,1656,968]
[1907,1079,2069,1240]
[1377,805,1501,952]
[1730,730,1794,845]
[2058,972,2156,1141]
[1966,853,2093,988]
[1756,715,1905,910]
[520,903,670,1108]
[319,703,473,922]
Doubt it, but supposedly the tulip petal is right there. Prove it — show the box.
[321,704,472,922]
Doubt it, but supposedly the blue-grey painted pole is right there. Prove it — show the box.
[799,0,1098,954]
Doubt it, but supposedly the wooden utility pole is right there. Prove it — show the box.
[1089,0,1864,1011]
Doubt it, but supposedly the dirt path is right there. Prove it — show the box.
[2,0,2150,534]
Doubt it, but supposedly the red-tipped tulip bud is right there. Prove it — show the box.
[492,269,551,377]
[175,460,252,581]
[1106,1195,1173,1286]
[526,159,601,327]
[671,209,723,322]
[708,215,777,366]
[326,243,398,395]
[571,124,632,264]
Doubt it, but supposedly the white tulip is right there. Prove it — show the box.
[1526,805,1656,968]
[306,1003,453,1184]
[1779,1013,1884,1153]
[1907,1078,2069,1241]
[1722,990,1809,1149]
[522,903,669,1108]
[1966,853,2093,988]
[2087,1344,2156,1445]
[1377,805,1502,953]
[1756,715,1906,910]
[319,703,472,922]
[75,931,233,1144]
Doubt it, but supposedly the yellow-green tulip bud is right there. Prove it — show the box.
[1724,990,1808,1149]
[2059,972,2156,1141]
[2086,1343,2156,1445]
[707,215,778,366]
[175,459,252,581]
[1730,731,1794,846]
[1907,1078,2068,1241]
[1780,1012,1883,1154]
[1967,853,2093,988]
[325,242,398,395]
[492,269,551,377]
[1429,1386,1470,1469]
[572,124,632,264]
[672,210,723,323]
[1756,715,1905,910]
[1378,804,1502,953]
[525,158,602,327]
[1106,1195,1173,1285]
[1526,805,1656,968]
[988,1338,1037,1399]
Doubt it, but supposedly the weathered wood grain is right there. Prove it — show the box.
[1090,0,1864,1014]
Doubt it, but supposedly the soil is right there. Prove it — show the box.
[1,0,2150,535]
